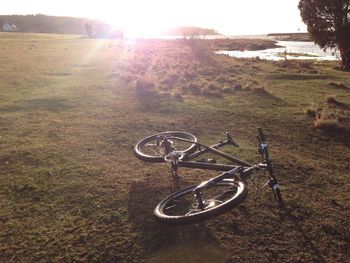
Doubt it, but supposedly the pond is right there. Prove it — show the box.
[216,41,340,61]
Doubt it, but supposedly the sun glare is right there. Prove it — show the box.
[102,1,177,38]
[2,0,307,36]
[108,19,167,38]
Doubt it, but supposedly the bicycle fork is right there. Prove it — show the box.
[257,128,282,203]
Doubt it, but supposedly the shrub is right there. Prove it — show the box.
[223,86,235,94]
[202,87,222,98]
[187,83,202,95]
[184,70,197,80]
[215,75,227,83]
[202,82,222,98]
[243,83,253,91]
[314,111,340,130]
[173,92,183,101]
[328,82,350,90]
[325,95,338,104]
[298,61,313,69]
[207,82,221,91]
[305,107,317,117]
[276,59,295,68]
[252,86,270,95]
[233,84,243,91]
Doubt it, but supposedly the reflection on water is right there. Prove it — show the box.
[217,41,340,61]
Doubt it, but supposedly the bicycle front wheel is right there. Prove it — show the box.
[154,180,247,224]
[134,131,198,163]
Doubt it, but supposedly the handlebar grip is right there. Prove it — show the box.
[257,127,266,142]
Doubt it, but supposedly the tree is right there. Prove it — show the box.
[299,0,350,70]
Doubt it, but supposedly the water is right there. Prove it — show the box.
[217,41,340,61]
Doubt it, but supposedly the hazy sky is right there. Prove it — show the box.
[1,0,307,36]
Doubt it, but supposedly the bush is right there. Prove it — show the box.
[202,88,222,98]
[223,86,235,94]
[243,83,253,91]
[202,82,222,98]
[298,61,314,69]
[233,84,243,91]
[184,70,197,80]
[314,111,340,130]
[325,95,338,104]
[173,92,183,101]
[187,83,202,95]
[252,86,271,96]
[215,74,227,83]
[328,82,350,90]
[305,106,317,117]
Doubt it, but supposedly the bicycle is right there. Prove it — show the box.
[133,128,282,224]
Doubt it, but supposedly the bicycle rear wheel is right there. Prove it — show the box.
[134,131,198,163]
[154,179,247,224]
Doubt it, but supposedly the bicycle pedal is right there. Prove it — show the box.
[196,158,217,164]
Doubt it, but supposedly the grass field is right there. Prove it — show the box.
[0,33,349,262]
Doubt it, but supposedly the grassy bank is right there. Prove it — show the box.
[0,33,349,262]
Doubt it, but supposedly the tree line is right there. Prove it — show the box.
[0,14,114,36]
[0,14,218,39]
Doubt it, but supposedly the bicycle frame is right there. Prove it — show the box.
[159,128,281,201]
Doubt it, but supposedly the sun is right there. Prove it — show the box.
[102,2,176,38]
[109,19,167,38]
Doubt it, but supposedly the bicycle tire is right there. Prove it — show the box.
[154,179,247,224]
[134,131,198,163]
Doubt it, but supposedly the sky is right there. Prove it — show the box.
[1,0,307,37]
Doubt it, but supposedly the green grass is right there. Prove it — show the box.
[0,33,349,262]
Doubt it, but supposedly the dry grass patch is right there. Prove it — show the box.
[202,82,223,98]
[327,81,350,90]
[314,111,340,130]
[325,94,339,104]
[135,78,160,106]
[251,86,271,96]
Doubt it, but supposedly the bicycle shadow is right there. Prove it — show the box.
[276,203,327,263]
[127,177,230,261]
[323,126,350,149]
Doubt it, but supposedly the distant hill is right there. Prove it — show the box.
[0,14,122,38]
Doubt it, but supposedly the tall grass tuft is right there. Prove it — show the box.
[325,95,339,104]
[135,78,159,106]
[314,111,340,130]
[202,82,222,98]
[252,86,271,96]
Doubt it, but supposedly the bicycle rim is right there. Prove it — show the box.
[154,180,247,224]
